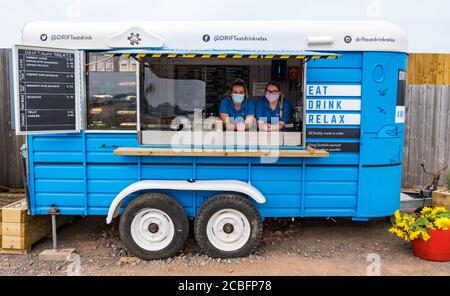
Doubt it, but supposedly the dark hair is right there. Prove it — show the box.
[226,78,249,98]
[265,80,284,102]
[265,80,282,92]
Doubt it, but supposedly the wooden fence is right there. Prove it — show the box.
[0,50,449,188]
[403,53,450,188]
[407,53,450,85]
[402,85,450,188]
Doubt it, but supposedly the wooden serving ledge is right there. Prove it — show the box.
[113,147,329,158]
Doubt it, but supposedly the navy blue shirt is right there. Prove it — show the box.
[255,97,292,124]
[219,97,255,123]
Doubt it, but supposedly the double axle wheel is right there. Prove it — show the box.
[194,193,263,258]
[119,192,189,260]
[119,192,263,260]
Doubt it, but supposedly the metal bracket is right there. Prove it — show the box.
[48,207,60,250]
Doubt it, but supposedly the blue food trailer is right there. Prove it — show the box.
[13,21,408,259]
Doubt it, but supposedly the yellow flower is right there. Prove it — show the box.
[433,207,447,213]
[409,230,421,240]
[435,217,450,230]
[421,231,431,241]
[421,207,436,220]
[394,210,402,221]
[389,227,412,241]
[388,227,398,234]
[421,207,433,215]
[396,220,405,228]
[389,208,450,242]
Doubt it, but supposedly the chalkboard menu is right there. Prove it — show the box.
[14,46,79,134]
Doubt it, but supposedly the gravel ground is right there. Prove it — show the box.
[0,213,449,276]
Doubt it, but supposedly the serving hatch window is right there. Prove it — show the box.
[86,53,137,130]
[140,56,305,134]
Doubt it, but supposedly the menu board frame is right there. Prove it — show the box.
[13,45,81,135]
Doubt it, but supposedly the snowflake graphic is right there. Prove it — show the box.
[127,33,142,45]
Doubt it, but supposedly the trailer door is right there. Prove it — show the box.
[13,45,81,135]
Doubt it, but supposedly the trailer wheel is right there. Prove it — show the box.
[119,192,189,260]
[194,193,263,258]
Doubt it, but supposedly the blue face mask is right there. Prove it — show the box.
[232,93,245,104]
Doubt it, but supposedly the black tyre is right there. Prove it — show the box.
[194,193,263,258]
[119,192,189,260]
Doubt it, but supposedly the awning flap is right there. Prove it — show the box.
[105,49,339,59]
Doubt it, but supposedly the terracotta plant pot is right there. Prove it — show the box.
[411,230,450,262]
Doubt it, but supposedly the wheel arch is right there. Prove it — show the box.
[106,180,266,224]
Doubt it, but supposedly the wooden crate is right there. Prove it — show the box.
[1,200,74,254]
[432,191,450,210]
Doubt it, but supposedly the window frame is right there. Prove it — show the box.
[84,52,140,133]
[137,56,307,148]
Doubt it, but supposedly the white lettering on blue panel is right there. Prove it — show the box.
[306,99,361,111]
[307,114,361,125]
[306,85,361,97]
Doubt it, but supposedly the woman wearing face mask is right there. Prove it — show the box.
[219,79,255,131]
[256,81,292,132]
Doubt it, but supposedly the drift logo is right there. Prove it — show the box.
[127,33,141,45]
[40,34,48,41]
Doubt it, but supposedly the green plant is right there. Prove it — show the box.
[444,170,450,191]
[389,207,450,241]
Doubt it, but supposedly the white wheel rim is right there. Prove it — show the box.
[130,208,175,251]
[206,208,251,252]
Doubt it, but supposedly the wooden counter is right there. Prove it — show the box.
[113,147,329,158]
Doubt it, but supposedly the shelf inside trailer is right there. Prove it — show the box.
[113,147,329,157]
